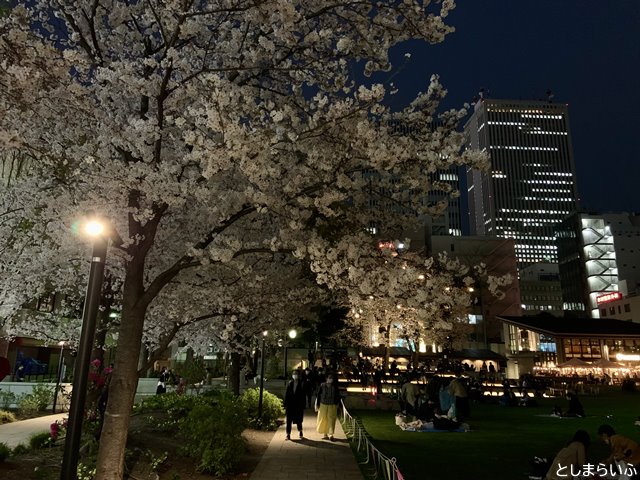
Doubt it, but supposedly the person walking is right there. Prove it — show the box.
[315,372,341,441]
[303,367,315,408]
[284,369,307,440]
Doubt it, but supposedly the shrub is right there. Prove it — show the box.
[137,392,219,432]
[18,394,40,415]
[174,357,208,386]
[139,392,207,416]
[0,389,17,409]
[0,442,10,462]
[29,432,52,449]
[0,409,17,424]
[31,384,55,411]
[77,463,96,480]
[12,444,29,455]
[241,388,284,430]
[179,393,248,475]
[50,418,67,441]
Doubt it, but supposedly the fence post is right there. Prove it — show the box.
[341,402,404,480]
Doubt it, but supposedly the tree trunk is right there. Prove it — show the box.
[0,334,9,359]
[384,323,391,373]
[94,303,146,479]
[228,351,241,396]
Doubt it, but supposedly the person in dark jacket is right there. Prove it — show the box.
[284,369,307,440]
[565,392,585,417]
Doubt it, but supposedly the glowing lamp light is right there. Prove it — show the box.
[262,330,268,337]
[418,274,425,280]
[84,220,105,237]
[467,287,475,293]
[288,329,297,339]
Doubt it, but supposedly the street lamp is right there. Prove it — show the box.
[257,330,268,420]
[61,219,108,480]
[52,341,65,414]
[282,329,297,381]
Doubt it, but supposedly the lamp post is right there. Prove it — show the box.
[257,330,268,420]
[52,341,65,414]
[283,329,297,381]
[61,220,108,480]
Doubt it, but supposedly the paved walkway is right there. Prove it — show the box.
[0,412,67,448]
[250,411,362,480]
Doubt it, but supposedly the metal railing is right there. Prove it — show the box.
[340,401,405,480]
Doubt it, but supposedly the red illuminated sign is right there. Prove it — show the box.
[596,292,623,305]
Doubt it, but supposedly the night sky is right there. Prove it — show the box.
[386,1,640,213]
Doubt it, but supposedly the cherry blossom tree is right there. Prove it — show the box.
[0,1,488,477]
[310,235,510,366]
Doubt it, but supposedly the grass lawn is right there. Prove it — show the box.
[353,388,640,480]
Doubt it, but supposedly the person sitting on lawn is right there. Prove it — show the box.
[545,430,590,480]
[553,392,585,418]
[597,424,640,471]
[499,380,517,407]
[401,375,420,420]
[565,392,585,417]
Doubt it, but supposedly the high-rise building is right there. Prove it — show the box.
[464,99,579,268]
[556,211,640,317]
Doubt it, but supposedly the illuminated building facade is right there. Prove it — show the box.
[519,262,563,316]
[499,314,640,379]
[597,293,640,322]
[557,212,640,317]
[464,99,579,267]
[368,121,463,240]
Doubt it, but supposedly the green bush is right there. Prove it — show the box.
[18,394,40,415]
[12,444,29,455]
[0,442,10,462]
[0,389,17,409]
[138,392,208,416]
[241,388,284,430]
[16,383,55,416]
[179,393,247,475]
[29,432,52,449]
[0,409,17,424]
[174,357,208,385]
[31,384,55,411]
